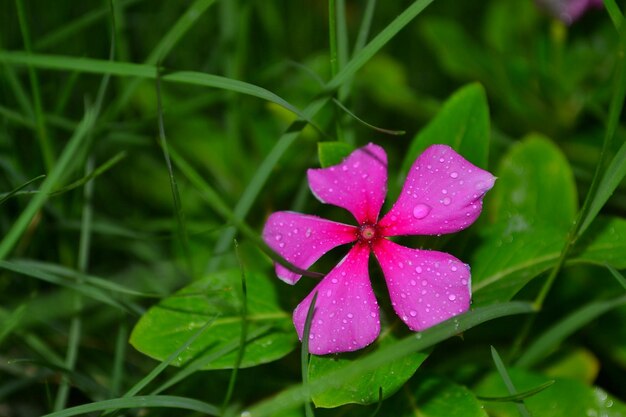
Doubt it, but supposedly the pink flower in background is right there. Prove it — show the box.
[536,0,603,23]
[263,144,495,355]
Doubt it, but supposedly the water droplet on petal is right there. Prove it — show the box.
[410,279,416,286]
[279,242,285,248]
[347,313,354,319]
[342,165,348,171]
[416,266,423,273]
[331,278,338,284]
[412,204,431,219]
[441,197,451,206]
[448,294,457,301]
[275,234,282,241]
[461,279,468,285]
[451,265,458,272]
[450,171,459,178]
[421,279,428,286]
[409,310,417,317]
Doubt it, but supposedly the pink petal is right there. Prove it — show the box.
[293,244,380,355]
[308,143,387,224]
[379,145,495,236]
[263,211,357,284]
[373,239,471,331]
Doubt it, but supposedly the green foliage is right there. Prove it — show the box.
[308,326,428,407]
[401,83,490,176]
[1,0,625,415]
[130,270,296,369]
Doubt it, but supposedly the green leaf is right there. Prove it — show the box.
[488,134,578,232]
[381,375,488,417]
[573,216,626,268]
[129,270,297,369]
[247,302,535,417]
[401,83,490,177]
[472,135,578,304]
[472,216,626,304]
[317,141,355,168]
[475,369,626,417]
[308,326,428,407]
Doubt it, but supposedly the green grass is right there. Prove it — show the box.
[1,0,626,416]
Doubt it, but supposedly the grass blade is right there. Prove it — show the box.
[246,302,534,417]
[0,175,46,205]
[0,107,97,261]
[478,380,555,402]
[516,295,626,368]
[490,346,531,417]
[301,292,318,417]
[40,395,220,417]
[0,52,313,125]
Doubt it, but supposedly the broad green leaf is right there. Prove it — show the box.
[488,134,577,232]
[472,135,578,304]
[380,375,488,417]
[317,141,355,168]
[401,83,490,177]
[573,216,626,268]
[247,302,534,417]
[308,326,428,407]
[130,270,296,369]
[473,216,626,304]
[475,369,626,417]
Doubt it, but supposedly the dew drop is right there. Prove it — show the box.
[461,279,468,285]
[279,242,285,248]
[370,312,376,318]
[441,189,448,194]
[293,228,298,234]
[448,294,457,301]
[439,157,445,163]
[305,228,312,238]
[450,171,459,178]
[342,165,348,171]
[412,204,431,219]
[409,310,417,317]
[441,197,451,206]
[275,234,283,241]
[331,278,338,284]
[398,262,404,268]
[451,265,458,272]
[347,313,354,319]
[416,266,423,273]
[326,290,332,297]
[410,279,417,286]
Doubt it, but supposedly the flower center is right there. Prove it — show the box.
[359,224,378,242]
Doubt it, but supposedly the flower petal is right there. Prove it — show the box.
[379,145,495,236]
[373,239,471,331]
[293,244,380,355]
[263,211,357,284]
[308,143,387,224]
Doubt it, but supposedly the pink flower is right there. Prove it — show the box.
[535,0,603,24]
[263,144,495,355]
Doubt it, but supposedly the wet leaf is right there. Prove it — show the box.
[130,270,296,369]
[308,326,428,407]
